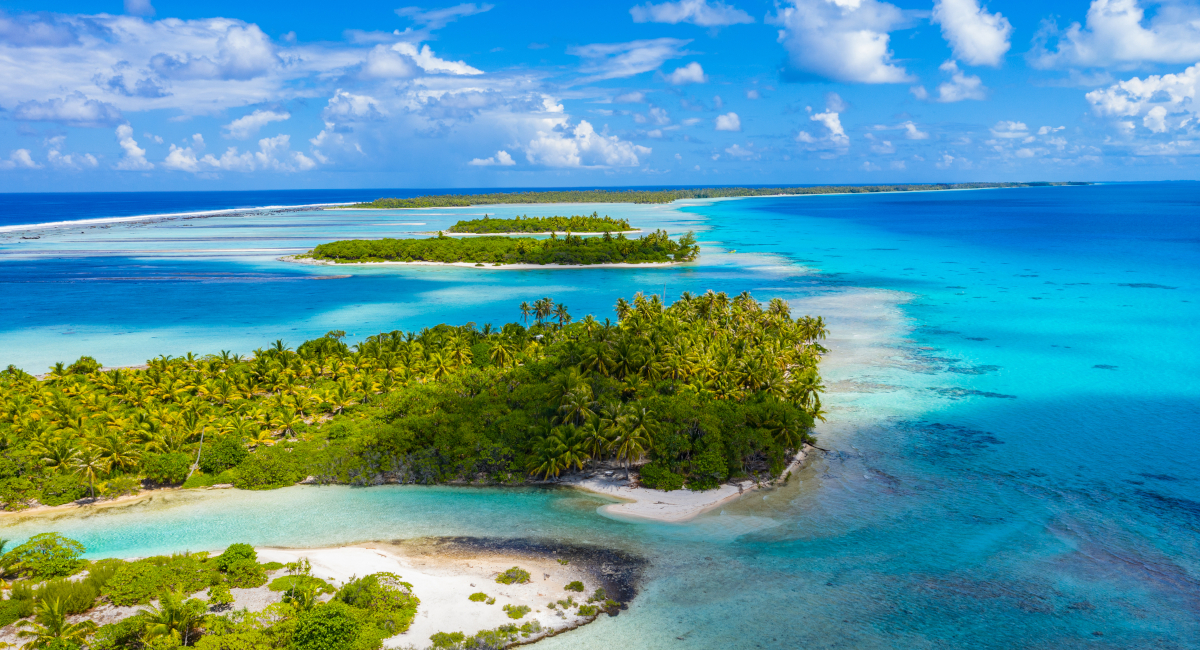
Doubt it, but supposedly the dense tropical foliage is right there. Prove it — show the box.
[447,212,632,234]
[0,291,824,510]
[0,537,419,650]
[349,183,1083,209]
[307,230,697,266]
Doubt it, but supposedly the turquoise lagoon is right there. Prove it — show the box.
[1,183,1198,648]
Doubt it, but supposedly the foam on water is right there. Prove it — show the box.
[2,183,1198,648]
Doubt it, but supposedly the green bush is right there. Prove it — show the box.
[638,461,685,491]
[577,604,599,616]
[261,561,285,571]
[0,476,38,509]
[233,448,302,490]
[335,572,419,635]
[199,436,249,474]
[34,577,100,614]
[564,581,584,592]
[214,543,257,570]
[686,445,729,491]
[92,616,148,650]
[0,591,35,627]
[502,604,530,619]
[142,452,192,485]
[429,631,465,649]
[293,601,362,650]
[495,567,530,585]
[38,474,87,506]
[102,554,215,605]
[468,592,488,602]
[98,476,141,498]
[3,532,86,579]
[224,558,267,588]
[587,588,607,603]
[67,356,102,375]
[269,575,334,594]
[207,583,234,610]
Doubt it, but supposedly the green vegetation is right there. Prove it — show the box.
[495,567,531,585]
[467,592,488,602]
[564,581,584,592]
[307,229,697,266]
[2,533,86,579]
[0,291,823,507]
[349,183,1081,209]
[0,535,420,650]
[429,621,543,649]
[447,212,633,234]
[502,604,531,619]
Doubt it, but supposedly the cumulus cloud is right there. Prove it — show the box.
[13,92,122,127]
[569,38,690,81]
[715,112,741,131]
[990,120,1029,138]
[115,124,153,170]
[1031,0,1200,68]
[149,23,276,81]
[526,120,650,167]
[630,0,754,26]
[774,0,914,84]
[163,134,316,172]
[361,45,420,79]
[807,110,850,147]
[724,143,758,159]
[45,136,99,170]
[223,109,290,139]
[912,60,987,102]
[1086,64,1200,133]
[322,90,387,123]
[932,0,1011,67]
[468,150,516,166]
[393,42,483,75]
[0,11,81,46]
[0,149,42,170]
[665,61,707,84]
[903,121,930,139]
[746,89,760,99]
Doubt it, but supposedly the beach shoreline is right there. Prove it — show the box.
[564,445,813,523]
[437,230,642,237]
[279,254,685,270]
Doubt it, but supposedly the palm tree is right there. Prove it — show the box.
[613,406,656,480]
[519,301,532,324]
[72,447,108,499]
[139,588,205,646]
[553,303,572,327]
[16,598,97,649]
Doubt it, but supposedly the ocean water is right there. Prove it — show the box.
[2,183,1198,648]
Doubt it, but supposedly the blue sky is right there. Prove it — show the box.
[0,0,1197,191]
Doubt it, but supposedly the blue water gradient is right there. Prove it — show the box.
[1,182,1198,648]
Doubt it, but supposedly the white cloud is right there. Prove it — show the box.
[13,92,122,127]
[715,112,741,131]
[0,149,41,170]
[222,109,290,139]
[932,0,1012,67]
[614,91,646,103]
[724,143,758,159]
[903,121,930,139]
[393,42,483,75]
[394,3,494,37]
[361,45,420,79]
[866,133,895,153]
[746,89,760,99]
[935,153,958,168]
[569,38,690,81]
[124,0,155,17]
[526,120,650,167]
[990,120,1029,138]
[912,60,987,102]
[630,0,754,26]
[115,124,153,170]
[1037,125,1065,135]
[1031,0,1200,68]
[322,90,387,123]
[1086,64,1200,133]
[163,134,316,172]
[860,161,880,170]
[469,150,516,166]
[774,0,914,84]
[45,136,99,170]
[890,159,906,169]
[665,62,707,85]
[811,110,850,146]
[150,23,276,81]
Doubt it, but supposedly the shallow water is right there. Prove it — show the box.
[2,183,1198,648]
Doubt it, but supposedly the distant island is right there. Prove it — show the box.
[0,291,822,513]
[447,212,634,235]
[302,229,697,266]
[347,182,1088,209]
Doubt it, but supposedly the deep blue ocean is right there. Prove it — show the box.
[1,182,1197,648]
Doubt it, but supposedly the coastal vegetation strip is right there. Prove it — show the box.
[306,230,697,265]
[348,182,1085,209]
[446,212,632,234]
[0,291,824,511]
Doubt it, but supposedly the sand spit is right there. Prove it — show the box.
[565,446,813,523]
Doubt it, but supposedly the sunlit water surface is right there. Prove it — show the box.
[1,183,1198,648]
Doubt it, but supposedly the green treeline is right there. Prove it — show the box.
[308,230,697,265]
[0,291,824,509]
[447,212,633,234]
[349,182,1083,209]
[0,534,418,650]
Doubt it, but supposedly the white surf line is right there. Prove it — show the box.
[0,202,357,234]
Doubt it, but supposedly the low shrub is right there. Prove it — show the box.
[34,577,99,614]
[468,592,488,602]
[577,604,599,616]
[0,590,35,627]
[37,474,87,506]
[293,601,362,650]
[98,476,141,498]
[638,461,685,491]
[429,631,465,649]
[214,543,257,570]
[261,561,285,571]
[587,588,607,603]
[207,583,234,611]
[224,558,267,589]
[335,572,419,635]
[199,436,250,474]
[269,575,334,594]
[233,448,302,490]
[141,452,191,485]
[2,532,86,579]
[502,604,530,619]
[495,567,530,585]
[564,581,584,592]
[92,616,148,650]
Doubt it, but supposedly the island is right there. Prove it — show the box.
[346,182,1089,209]
[296,229,698,266]
[445,212,635,235]
[0,291,824,514]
